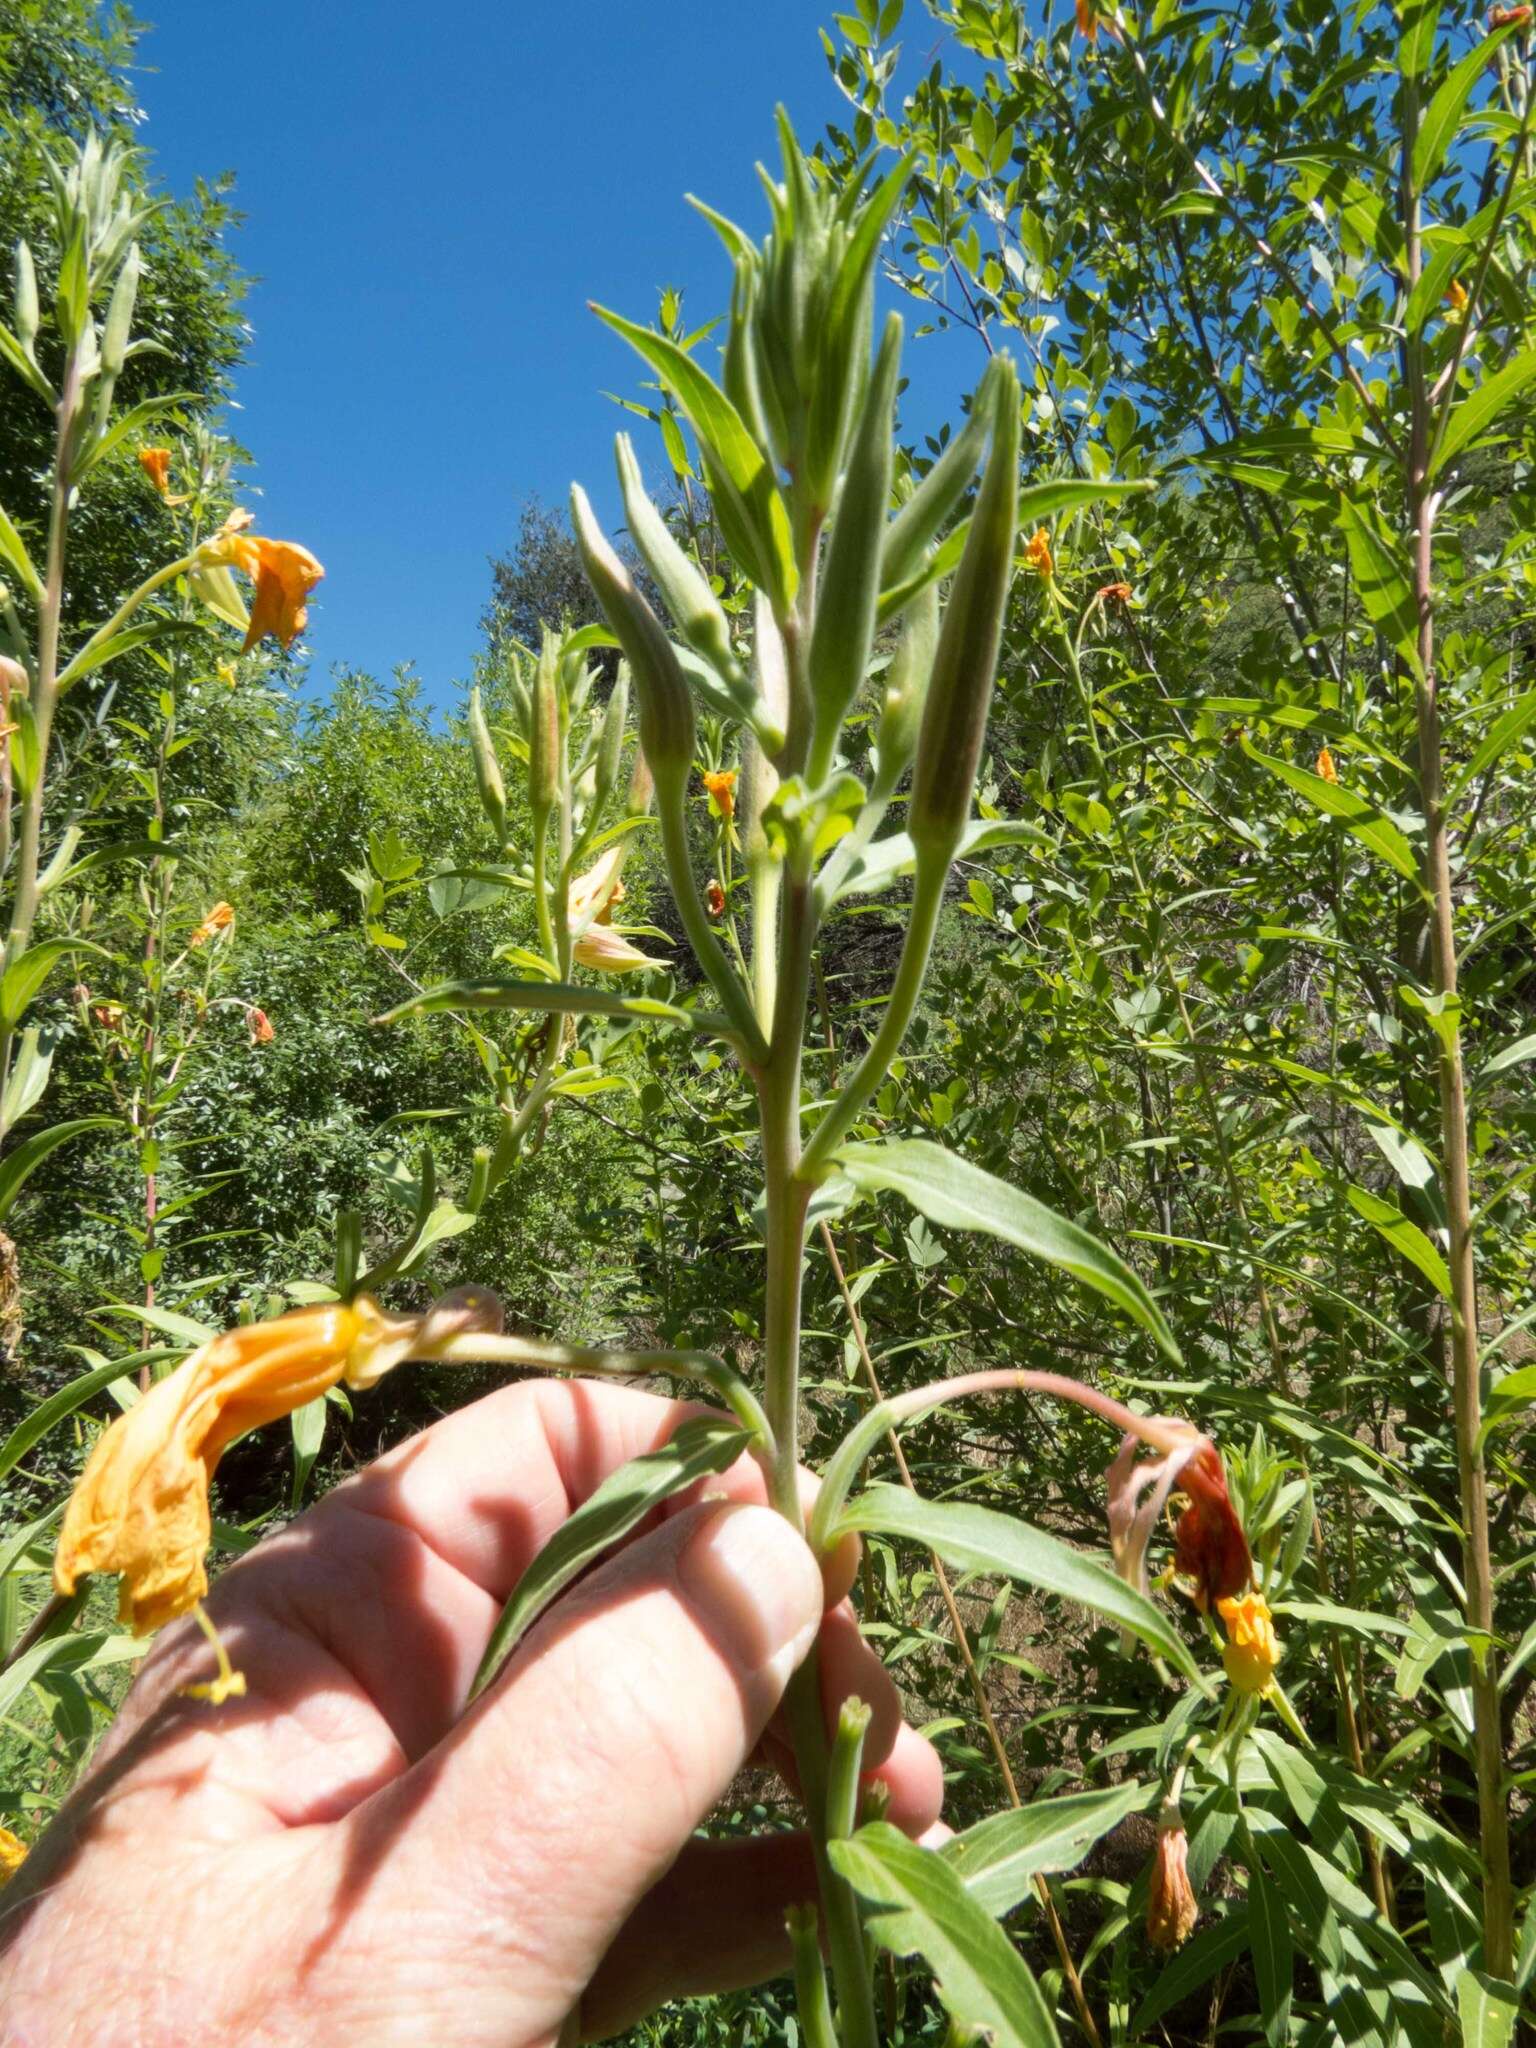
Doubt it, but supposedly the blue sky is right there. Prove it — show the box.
[128,2,978,704]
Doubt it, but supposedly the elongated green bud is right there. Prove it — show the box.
[528,629,561,814]
[806,311,902,781]
[593,672,629,812]
[908,356,1020,861]
[468,685,508,842]
[882,352,1007,595]
[872,576,939,794]
[615,433,742,687]
[100,241,139,377]
[13,241,38,356]
[571,483,695,778]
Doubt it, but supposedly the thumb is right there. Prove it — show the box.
[335,1500,824,2039]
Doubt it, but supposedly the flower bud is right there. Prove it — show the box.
[571,483,695,779]
[592,672,629,814]
[615,432,743,689]
[1218,1591,1282,1694]
[100,241,140,378]
[13,240,39,357]
[871,579,938,794]
[467,686,508,842]
[528,629,561,815]
[908,355,1020,863]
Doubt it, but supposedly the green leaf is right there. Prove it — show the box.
[1335,496,1420,667]
[1249,1861,1295,2048]
[0,1116,115,1224]
[368,826,421,882]
[0,320,54,407]
[836,1484,1205,1684]
[1452,686,1536,800]
[290,1395,327,1510]
[1434,348,1536,477]
[943,1781,1157,1916]
[592,304,797,614]
[1413,24,1524,194]
[56,619,202,692]
[470,1415,753,1700]
[0,1024,55,1128]
[376,979,732,1034]
[92,1301,217,1345]
[1475,1033,1536,1087]
[830,1822,1061,2048]
[1129,1911,1251,2033]
[1399,0,1441,79]
[1346,1185,1451,1298]
[1016,478,1151,525]
[0,937,107,1028]
[0,1348,178,1483]
[71,390,203,483]
[1245,741,1422,883]
[0,498,44,603]
[1456,1969,1519,2048]
[835,1137,1181,1361]
[828,818,1050,905]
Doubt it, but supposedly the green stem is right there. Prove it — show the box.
[787,1906,840,2048]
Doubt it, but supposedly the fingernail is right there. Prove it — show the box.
[678,1503,822,1697]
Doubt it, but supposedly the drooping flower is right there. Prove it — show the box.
[1217,1590,1282,1694]
[1023,528,1054,578]
[567,844,628,930]
[138,447,172,494]
[1145,1813,1198,1949]
[1098,581,1133,604]
[1315,745,1338,784]
[1489,6,1532,29]
[0,1826,27,1884]
[188,901,235,948]
[196,517,325,655]
[91,999,125,1033]
[245,1005,274,1046]
[702,769,737,821]
[1108,1429,1252,1612]
[1445,278,1470,320]
[706,877,727,917]
[1075,0,1123,41]
[574,923,667,974]
[54,1289,502,1633]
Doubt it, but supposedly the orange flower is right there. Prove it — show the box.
[1023,528,1054,578]
[91,1000,125,1033]
[1146,1818,1198,1949]
[1489,5,1531,27]
[1172,1442,1254,1610]
[1218,1590,1282,1694]
[0,1826,27,1884]
[1445,278,1470,319]
[706,878,727,917]
[198,518,325,654]
[702,769,737,821]
[1098,581,1133,604]
[55,1291,502,1633]
[1075,0,1122,42]
[245,1005,274,1045]
[188,901,234,948]
[1315,745,1338,784]
[138,446,172,494]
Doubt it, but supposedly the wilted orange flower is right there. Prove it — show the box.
[55,1290,502,1633]
[706,878,726,917]
[1445,278,1470,318]
[702,769,737,821]
[1489,5,1531,28]
[1075,0,1122,41]
[245,1005,274,1045]
[1108,1428,1252,1612]
[188,901,234,948]
[1146,1818,1198,1949]
[1023,528,1054,577]
[0,1827,27,1884]
[1098,581,1133,604]
[1218,1590,1282,1694]
[138,447,172,494]
[198,518,325,655]
[91,1000,125,1033]
[1315,745,1338,783]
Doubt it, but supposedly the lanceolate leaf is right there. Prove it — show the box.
[0,497,45,603]
[1334,496,1420,666]
[470,1415,753,1700]
[1249,1861,1295,2048]
[943,1781,1157,1916]
[830,1822,1061,2048]
[836,1484,1206,1684]
[836,1137,1181,1361]
[1346,1184,1451,1299]
[1452,685,1536,800]
[0,1116,116,1225]
[1129,1911,1252,2033]
[376,979,732,1035]
[1412,23,1524,194]
[0,1347,178,1482]
[1434,348,1536,476]
[1245,741,1422,884]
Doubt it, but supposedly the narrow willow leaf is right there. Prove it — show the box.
[1129,1910,1251,2033]
[828,818,1050,904]
[943,1781,1157,1916]
[836,1136,1180,1361]
[0,497,44,602]
[0,1116,116,1224]
[836,1484,1205,1684]
[376,978,730,1034]
[1249,1862,1295,2048]
[830,1822,1061,2048]
[1412,24,1524,194]
[1346,1184,1451,1298]
[1400,0,1442,80]
[1245,742,1421,883]
[1451,686,1536,800]
[289,1395,327,1511]
[0,1350,178,1482]
[71,390,203,482]
[1434,347,1536,476]
[56,620,200,692]
[471,1415,753,1699]
[1456,1969,1519,2048]
[1334,497,1420,666]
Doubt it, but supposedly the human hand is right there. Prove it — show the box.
[0,1379,943,2046]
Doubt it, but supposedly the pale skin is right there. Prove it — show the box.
[0,1379,944,2046]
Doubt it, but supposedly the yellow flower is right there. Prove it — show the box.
[702,769,737,821]
[1315,745,1338,784]
[1023,528,1054,578]
[138,446,172,494]
[1445,278,1470,319]
[1145,1818,1197,1949]
[573,924,667,974]
[1218,1590,1282,1694]
[0,1826,27,1884]
[198,517,325,654]
[188,901,235,948]
[567,844,628,929]
[54,1291,502,1633]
